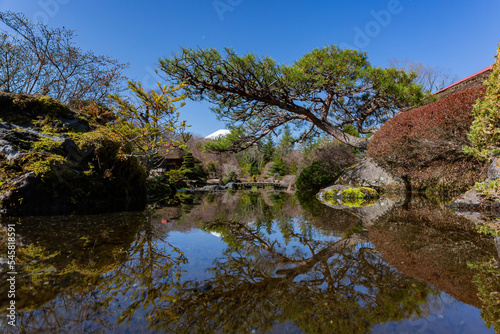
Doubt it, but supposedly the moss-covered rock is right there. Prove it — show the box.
[319,185,380,208]
[0,93,147,216]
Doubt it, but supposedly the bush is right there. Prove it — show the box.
[222,171,238,185]
[295,161,338,195]
[368,86,488,192]
[179,152,206,181]
[465,42,500,159]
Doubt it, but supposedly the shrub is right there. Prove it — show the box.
[368,86,488,193]
[465,42,500,159]
[295,161,338,195]
[313,140,359,172]
[222,171,238,185]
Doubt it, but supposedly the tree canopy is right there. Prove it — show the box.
[465,41,500,160]
[0,11,127,106]
[109,81,189,173]
[389,58,459,94]
[159,45,429,150]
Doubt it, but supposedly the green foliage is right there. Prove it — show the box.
[342,124,359,137]
[465,42,500,159]
[468,258,500,331]
[222,171,238,185]
[160,45,428,150]
[109,81,189,173]
[147,175,177,201]
[270,157,288,176]
[179,152,205,181]
[261,136,275,164]
[202,127,245,153]
[473,179,500,202]
[295,161,339,195]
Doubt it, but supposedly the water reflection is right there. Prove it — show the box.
[0,191,497,333]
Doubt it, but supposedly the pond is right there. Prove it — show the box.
[0,191,498,333]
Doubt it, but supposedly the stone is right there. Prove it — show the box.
[225,182,236,190]
[450,188,484,210]
[0,93,147,216]
[317,185,405,226]
[337,157,406,192]
[488,157,500,180]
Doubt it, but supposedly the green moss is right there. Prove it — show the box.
[340,197,378,207]
[0,93,89,133]
[473,179,500,202]
[31,137,63,154]
[12,94,74,120]
[22,152,68,178]
[322,189,338,201]
[340,187,378,199]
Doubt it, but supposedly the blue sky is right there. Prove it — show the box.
[0,0,499,137]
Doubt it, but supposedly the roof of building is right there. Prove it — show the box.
[434,64,493,97]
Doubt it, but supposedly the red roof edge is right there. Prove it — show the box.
[434,65,493,95]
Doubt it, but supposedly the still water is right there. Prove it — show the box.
[0,191,498,333]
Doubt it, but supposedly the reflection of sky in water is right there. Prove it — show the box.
[167,217,342,282]
[168,229,227,281]
[165,216,494,334]
[1,192,498,333]
[373,293,494,334]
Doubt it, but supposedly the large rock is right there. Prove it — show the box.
[0,93,147,216]
[488,157,500,180]
[317,185,405,226]
[450,156,500,212]
[337,157,406,193]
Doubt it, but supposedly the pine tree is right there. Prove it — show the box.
[180,152,198,180]
[465,42,500,159]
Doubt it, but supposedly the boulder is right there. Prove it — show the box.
[0,93,147,216]
[317,185,404,226]
[225,182,237,190]
[488,157,500,180]
[337,157,406,193]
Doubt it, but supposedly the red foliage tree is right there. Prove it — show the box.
[368,86,488,193]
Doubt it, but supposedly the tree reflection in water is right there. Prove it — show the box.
[2,192,495,333]
[148,192,438,333]
[0,212,187,333]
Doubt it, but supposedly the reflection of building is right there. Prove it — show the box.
[434,65,493,100]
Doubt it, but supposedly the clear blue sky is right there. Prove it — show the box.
[1,0,499,137]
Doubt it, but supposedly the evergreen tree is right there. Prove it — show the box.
[261,136,275,165]
[465,42,500,159]
[160,45,428,150]
[278,125,295,157]
[179,152,199,180]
